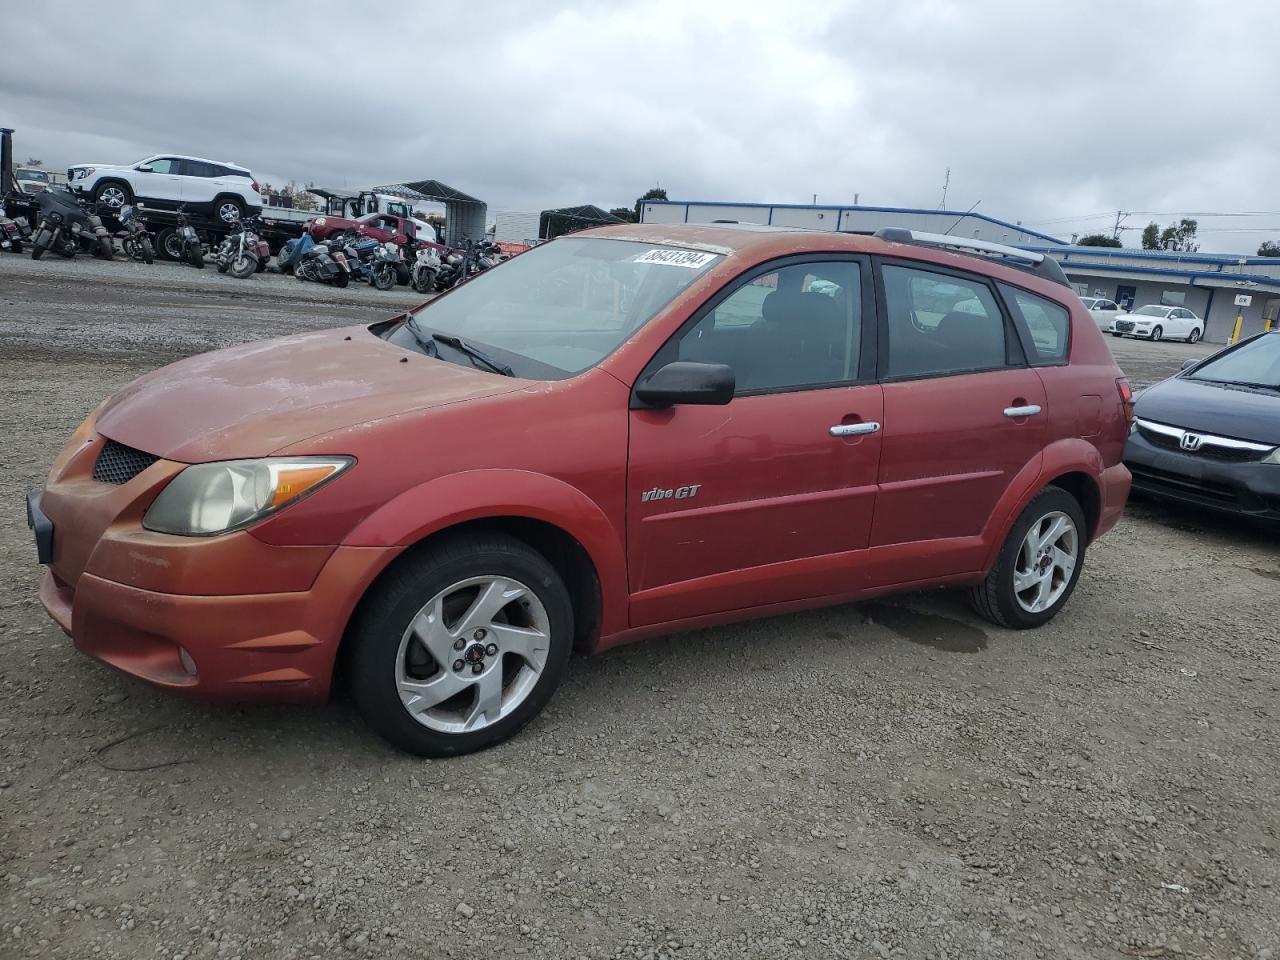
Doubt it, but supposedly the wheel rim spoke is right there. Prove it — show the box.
[1013,567,1040,592]
[456,578,524,637]
[399,672,467,715]
[410,595,454,662]
[489,622,550,671]
[463,668,504,731]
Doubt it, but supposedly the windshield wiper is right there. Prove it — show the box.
[402,315,440,359]
[431,333,514,376]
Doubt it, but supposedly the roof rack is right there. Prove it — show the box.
[872,228,1071,288]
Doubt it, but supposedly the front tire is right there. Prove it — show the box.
[1187,327,1202,344]
[1150,325,1163,342]
[372,263,396,291]
[969,487,1087,629]
[230,253,257,279]
[93,181,132,211]
[349,534,574,757]
[188,244,205,268]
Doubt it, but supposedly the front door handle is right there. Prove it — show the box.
[829,421,882,437]
[1003,404,1042,418]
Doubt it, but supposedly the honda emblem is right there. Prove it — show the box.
[1180,432,1204,451]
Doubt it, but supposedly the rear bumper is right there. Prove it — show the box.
[1095,462,1132,540]
[1124,432,1280,519]
[39,544,395,704]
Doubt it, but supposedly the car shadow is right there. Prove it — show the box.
[1125,490,1279,549]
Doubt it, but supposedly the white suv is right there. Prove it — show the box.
[67,154,262,224]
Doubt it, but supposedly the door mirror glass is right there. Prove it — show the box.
[634,361,735,408]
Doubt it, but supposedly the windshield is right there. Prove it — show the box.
[1134,306,1169,317]
[1188,334,1280,387]
[18,170,49,182]
[394,238,723,378]
[1080,298,1099,308]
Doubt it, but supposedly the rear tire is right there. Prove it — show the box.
[969,487,1087,630]
[348,533,573,757]
[1111,332,1123,338]
[31,241,46,260]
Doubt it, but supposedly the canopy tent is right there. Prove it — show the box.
[371,179,487,247]
[539,204,625,240]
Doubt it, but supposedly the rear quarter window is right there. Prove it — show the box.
[1000,284,1071,365]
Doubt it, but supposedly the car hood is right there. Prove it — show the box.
[95,325,523,462]
[70,162,126,172]
[1136,375,1280,445]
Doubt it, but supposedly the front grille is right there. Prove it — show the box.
[1136,425,1268,462]
[92,439,159,484]
[1115,321,1135,332]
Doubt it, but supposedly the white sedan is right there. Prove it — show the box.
[1109,305,1204,343]
[1080,296,1121,329]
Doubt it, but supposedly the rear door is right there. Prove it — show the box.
[868,259,1046,583]
[627,256,883,625]
[178,159,217,204]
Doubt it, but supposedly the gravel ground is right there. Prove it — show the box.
[1,255,1277,960]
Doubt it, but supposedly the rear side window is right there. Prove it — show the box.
[1001,284,1071,365]
[881,265,1006,378]
[182,160,217,177]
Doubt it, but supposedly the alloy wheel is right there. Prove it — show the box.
[98,186,126,209]
[1013,511,1078,614]
[394,576,551,734]
[218,202,242,224]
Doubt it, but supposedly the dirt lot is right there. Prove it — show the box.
[1,256,1277,960]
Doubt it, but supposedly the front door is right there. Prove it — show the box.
[868,261,1047,584]
[627,257,882,626]
[141,157,185,205]
[1116,285,1137,312]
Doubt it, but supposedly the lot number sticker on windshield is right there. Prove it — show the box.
[633,248,718,269]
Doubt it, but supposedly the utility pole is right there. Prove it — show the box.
[1111,210,1130,240]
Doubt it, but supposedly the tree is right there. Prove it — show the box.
[1077,233,1122,248]
[609,207,637,223]
[1158,218,1199,252]
[1257,240,1280,257]
[1141,222,1160,250]
[633,186,667,222]
[24,158,43,167]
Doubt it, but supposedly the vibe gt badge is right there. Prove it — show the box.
[640,484,702,503]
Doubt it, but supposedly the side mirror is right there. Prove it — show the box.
[634,361,735,408]
[136,164,153,173]
[1181,359,1199,371]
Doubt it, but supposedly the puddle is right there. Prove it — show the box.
[1249,567,1280,582]
[860,602,989,654]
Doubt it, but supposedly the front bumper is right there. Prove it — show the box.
[38,543,391,702]
[1124,431,1280,519]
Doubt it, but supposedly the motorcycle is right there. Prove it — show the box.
[410,245,442,294]
[213,216,270,279]
[295,241,348,287]
[434,247,467,291]
[0,201,32,254]
[172,206,205,268]
[368,241,402,291]
[114,204,154,263]
[30,188,114,261]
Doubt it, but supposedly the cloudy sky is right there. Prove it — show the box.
[4,1,1275,252]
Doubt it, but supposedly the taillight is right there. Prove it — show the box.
[251,180,260,193]
[1116,378,1134,426]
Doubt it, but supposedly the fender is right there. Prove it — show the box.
[342,469,628,636]
[977,438,1104,571]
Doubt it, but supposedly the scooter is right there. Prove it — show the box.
[115,204,154,263]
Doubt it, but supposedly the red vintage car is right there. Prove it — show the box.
[28,223,1131,757]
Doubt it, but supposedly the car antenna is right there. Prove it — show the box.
[942,200,981,236]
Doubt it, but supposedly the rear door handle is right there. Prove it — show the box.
[829,421,881,437]
[1003,404,1042,418]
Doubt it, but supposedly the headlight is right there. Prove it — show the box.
[314,217,326,226]
[75,167,94,179]
[143,457,353,536]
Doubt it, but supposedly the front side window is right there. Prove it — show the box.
[675,261,862,393]
[1001,284,1070,364]
[392,238,722,378]
[147,158,178,174]
[882,265,1006,378]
